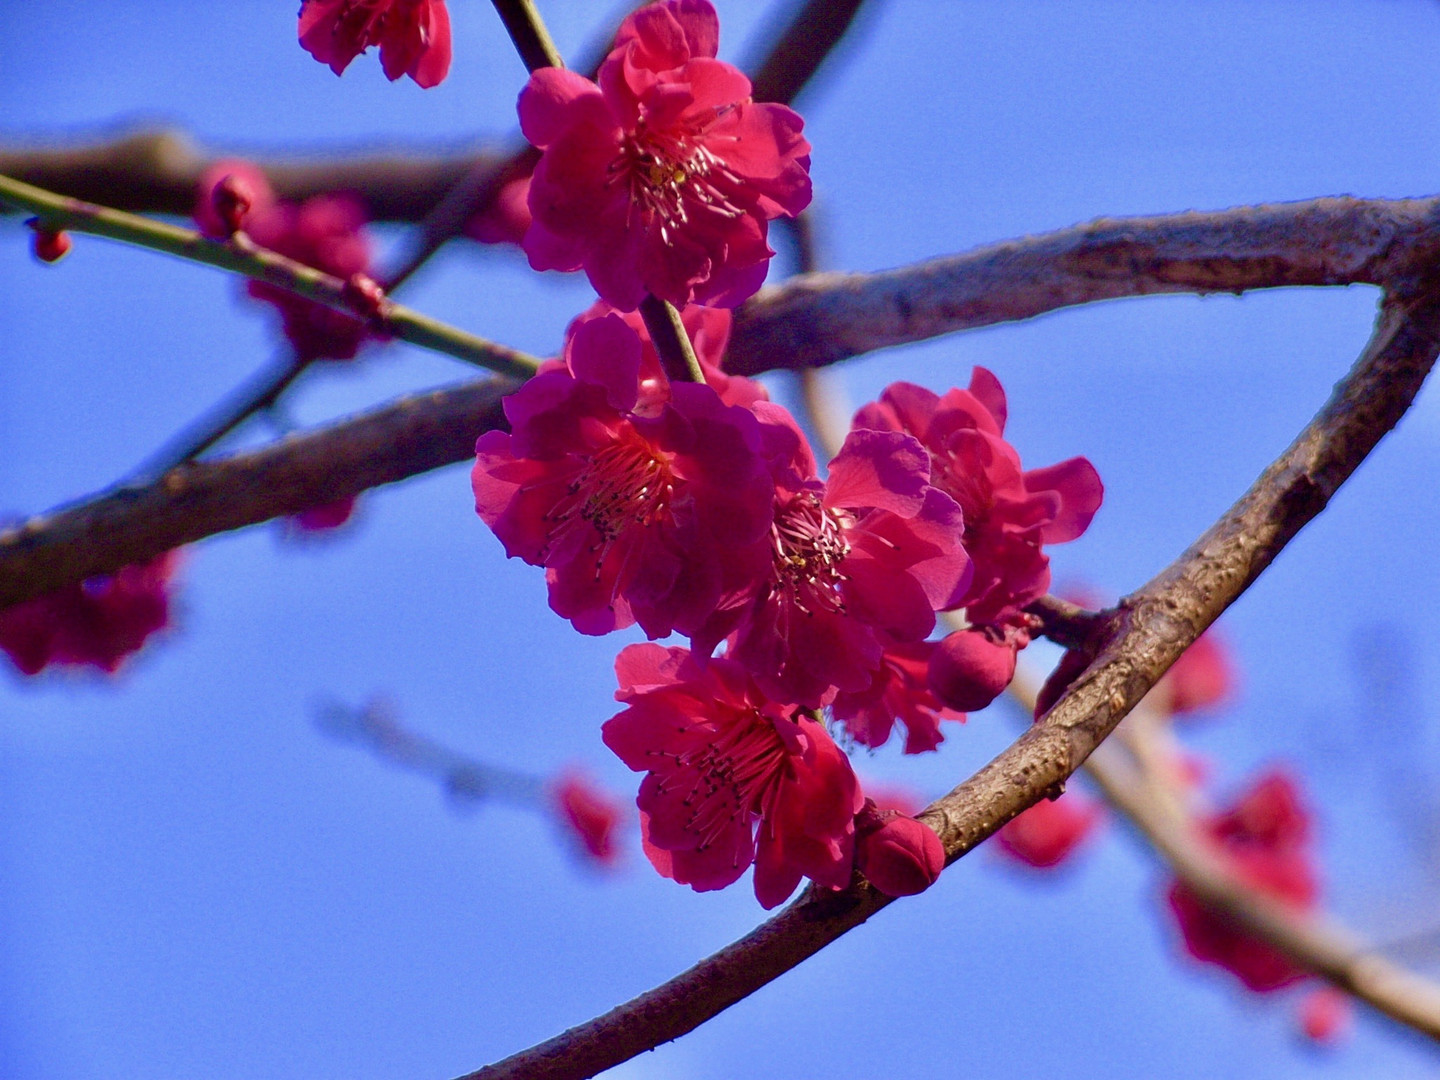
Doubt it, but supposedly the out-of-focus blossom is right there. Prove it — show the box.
[287,496,360,535]
[1168,769,1318,992]
[1298,986,1351,1045]
[1151,630,1238,718]
[465,173,534,248]
[562,300,768,411]
[549,770,623,866]
[472,317,773,638]
[299,0,452,87]
[853,370,1103,629]
[832,640,964,754]
[994,792,1103,869]
[518,0,812,309]
[853,797,945,897]
[0,552,180,676]
[695,415,971,709]
[603,643,862,908]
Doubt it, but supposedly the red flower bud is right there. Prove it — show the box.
[927,628,1017,712]
[212,173,258,236]
[29,224,71,263]
[341,272,388,325]
[855,799,945,897]
[1299,986,1350,1045]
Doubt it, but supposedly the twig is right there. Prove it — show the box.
[1025,594,1109,653]
[490,0,564,72]
[0,378,516,610]
[747,0,872,107]
[449,289,1440,1079]
[727,195,1440,375]
[0,172,540,379]
[638,295,704,383]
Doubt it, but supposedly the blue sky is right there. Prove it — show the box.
[4,2,1440,1077]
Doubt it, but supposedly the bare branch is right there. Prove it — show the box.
[0,129,508,222]
[727,196,1440,375]
[452,290,1440,1080]
[0,378,515,610]
[748,0,871,107]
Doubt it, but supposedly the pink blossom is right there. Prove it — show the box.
[1154,629,1238,718]
[832,640,964,754]
[994,792,1102,869]
[0,552,180,676]
[298,0,452,88]
[472,317,774,638]
[563,299,768,411]
[245,193,378,362]
[517,0,812,309]
[464,173,534,248]
[853,370,1103,629]
[853,797,945,897]
[695,414,971,709]
[550,771,623,866]
[604,643,863,908]
[1168,769,1318,992]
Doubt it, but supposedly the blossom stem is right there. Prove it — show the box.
[0,171,541,379]
[490,0,564,72]
[639,295,705,384]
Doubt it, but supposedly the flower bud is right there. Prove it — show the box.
[855,799,945,897]
[30,225,71,263]
[927,628,1017,712]
[194,160,275,240]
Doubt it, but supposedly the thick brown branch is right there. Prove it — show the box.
[0,379,514,609]
[727,195,1440,375]
[453,291,1440,1079]
[0,130,508,222]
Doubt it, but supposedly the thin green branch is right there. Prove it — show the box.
[0,172,540,380]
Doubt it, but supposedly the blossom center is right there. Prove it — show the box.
[612,117,746,239]
[770,492,851,616]
[542,436,675,564]
[668,710,791,849]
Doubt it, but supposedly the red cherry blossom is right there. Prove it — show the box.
[246,194,378,362]
[0,552,180,676]
[298,0,452,88]
[853,369,1103,629]
[465,174,534,248]
[472,317,774,638]
[603,643,863,908]
[695,413,972,709]
[1153,629,1237,718]
[853,797,945,897]
[517,0,812,309]
[927,625,1022,714]
[832,640,964,754]
[1168,769,1318,992]
[994,792,1102,869]
[550,771,623,866]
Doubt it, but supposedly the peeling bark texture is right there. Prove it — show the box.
[0,379,514,610]
[452,291,1440,1080]
[727,196,1440,374]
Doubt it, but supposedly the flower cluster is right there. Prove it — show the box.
[299,0,452,88]
[0,552,181,676]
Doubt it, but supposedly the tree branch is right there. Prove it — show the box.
[0,378,515,610]
[450,290,1440,1079]
[727,195,1440,375]
[0,172,540,378]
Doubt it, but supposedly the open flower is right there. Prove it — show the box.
[853,370,1103,629]
[832,640,965,754]
[0,552,180,676]
[472,314,774,638]
[696,412,971,709]
[603,643,863,908]
[299,0,452,88]
[1167,769,1318,992]
[518,0,812,309]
